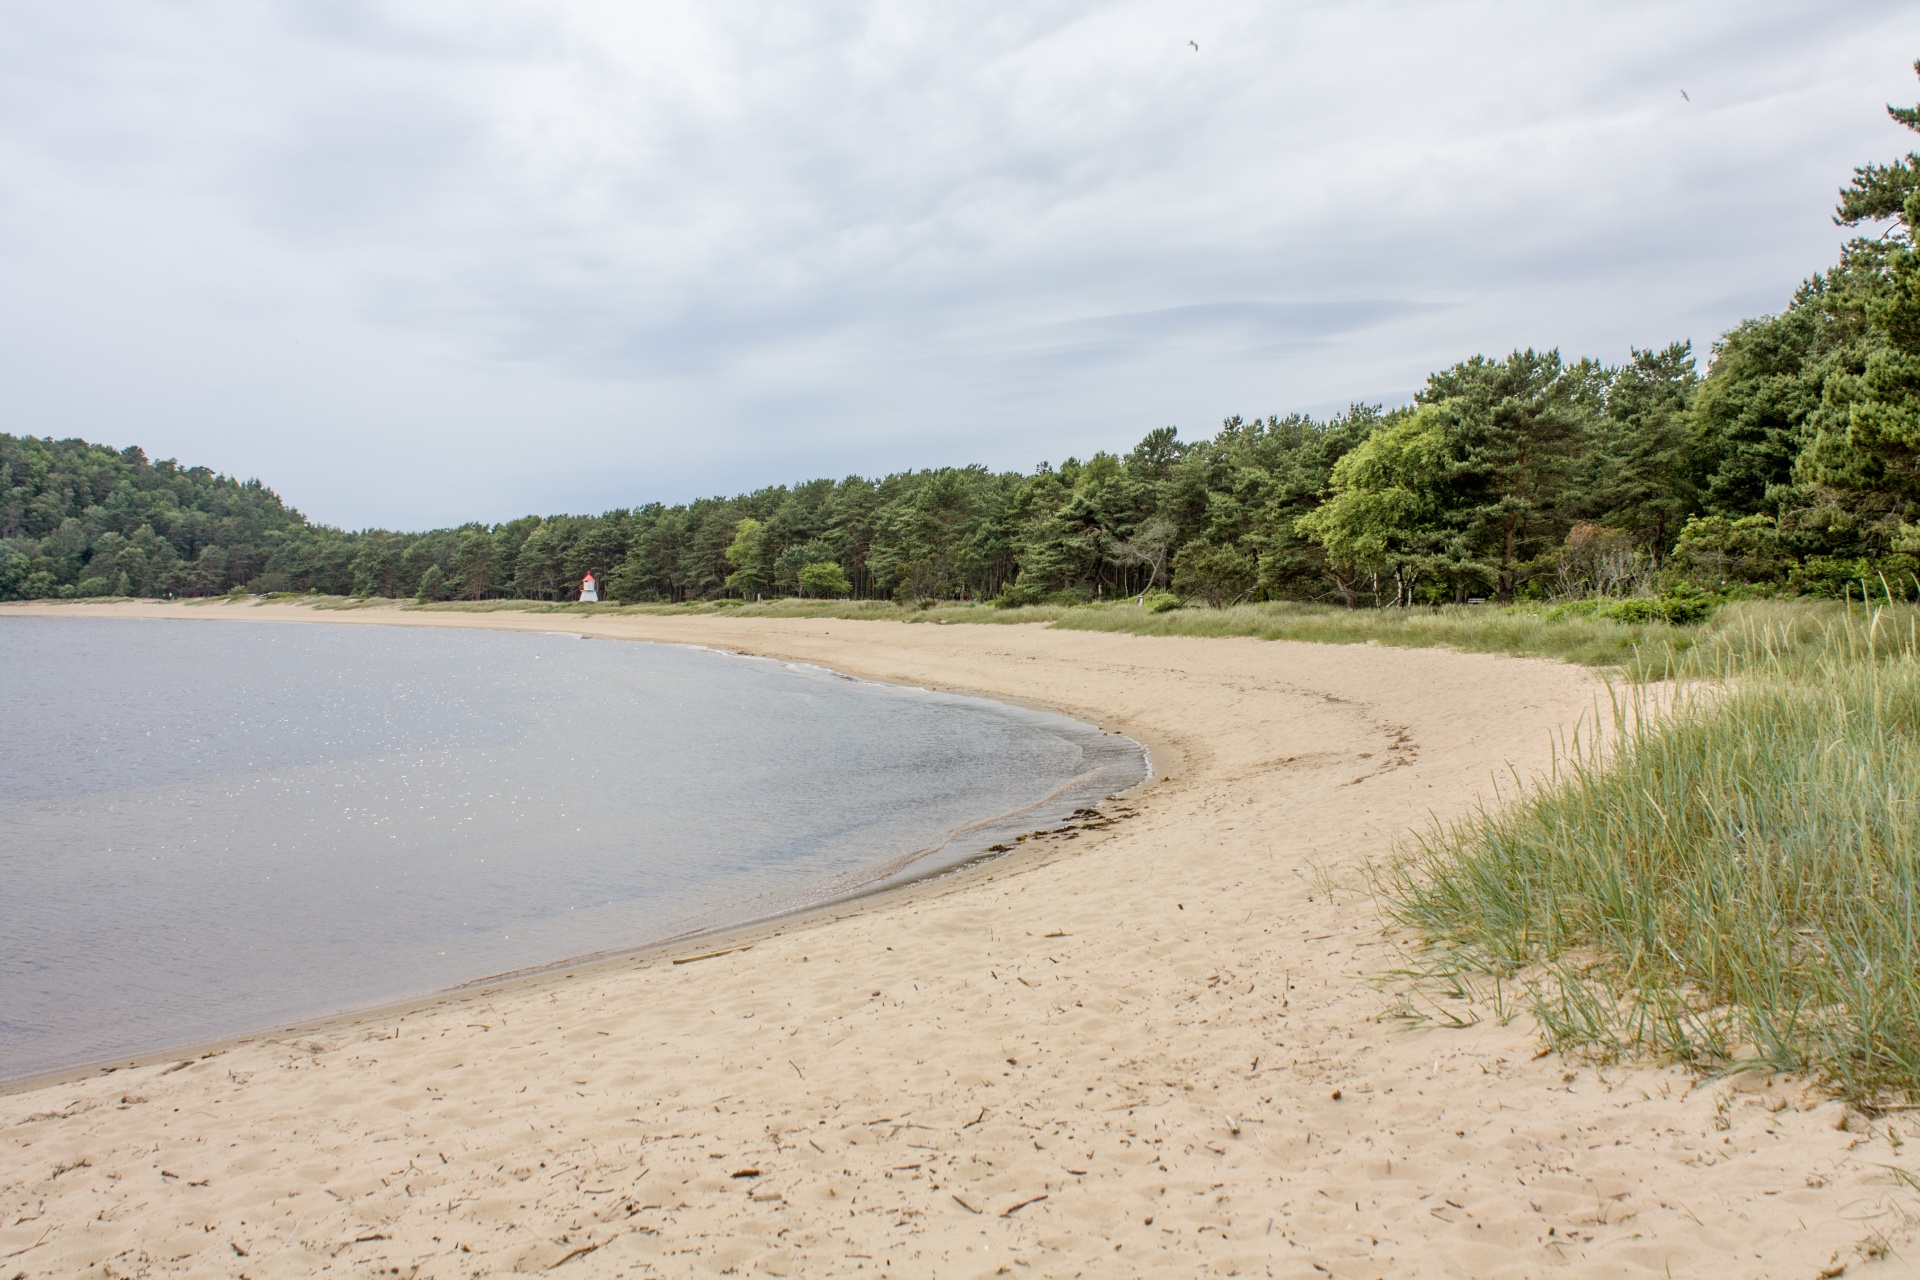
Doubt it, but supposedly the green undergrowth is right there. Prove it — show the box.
[1386,602,1920,1105]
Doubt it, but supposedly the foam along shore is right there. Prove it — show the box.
[0,599,1906,1278]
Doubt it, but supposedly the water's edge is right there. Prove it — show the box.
[1,624,1152,1095]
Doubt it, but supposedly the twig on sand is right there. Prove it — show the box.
[549,1240,601,1268]
[1001,1194,1049,1217]
[673,946,752,965]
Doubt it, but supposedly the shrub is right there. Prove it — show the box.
[993,582,1042,609]
[1595,583,1718,626]
[1789,555,1872,598]
[797,561,852,599]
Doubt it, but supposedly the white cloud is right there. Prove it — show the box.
[0,0,1913,526]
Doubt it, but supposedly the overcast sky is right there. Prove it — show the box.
[2,2,1915,529]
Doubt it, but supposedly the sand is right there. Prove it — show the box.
[1,599,1912,1278]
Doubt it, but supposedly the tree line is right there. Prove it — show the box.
[6,70,1920,608]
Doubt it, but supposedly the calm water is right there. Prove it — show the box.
[0,616,1143,1080]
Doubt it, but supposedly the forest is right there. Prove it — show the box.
[6,78,1920,610]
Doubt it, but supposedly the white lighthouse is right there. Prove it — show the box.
[579,571,599,603]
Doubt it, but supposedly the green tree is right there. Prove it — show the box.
[774,539,839,595]
[1169,541,1255,606]
[416,564,449,601]
[1106,516,1177,600]
[1420,350,1602,600]
[1583,343,1699,557]
[724,517,773,597]
[797,561,852,598]
[1295,407,1461,606]
[1815,64,1920,506]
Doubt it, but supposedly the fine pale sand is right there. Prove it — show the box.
[1,601,1912,1278]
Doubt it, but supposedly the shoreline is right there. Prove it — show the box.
[0,604,1163,1096]
[0,743,1157,1103]
[0,599,1908,1277]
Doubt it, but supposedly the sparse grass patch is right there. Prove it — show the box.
[1049,599,1695,671]
[1387,602,1920,1104]
[265,592,1714,668]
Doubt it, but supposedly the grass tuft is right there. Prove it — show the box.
[1386,602,1920,1104]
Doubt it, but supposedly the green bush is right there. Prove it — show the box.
[1593,583,1718,626]
[1789,556,1871,598]
[1652,582,1718,624]
[797,561,852,598]
[993,582,1042,609]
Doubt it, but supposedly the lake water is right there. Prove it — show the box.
[0,616,1144,1081]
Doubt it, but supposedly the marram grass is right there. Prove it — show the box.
[1386,602,1920,1104]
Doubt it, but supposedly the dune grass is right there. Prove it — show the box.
[309,593,1700,670]
[1386,601,1920,1104]
[1045,599,1698,671]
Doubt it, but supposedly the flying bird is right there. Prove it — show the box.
[1680,89,1690,101]
[1189,40,1199,51]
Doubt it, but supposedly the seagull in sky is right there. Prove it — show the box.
[1189,40,1199,51]
[1680,89,1690,101]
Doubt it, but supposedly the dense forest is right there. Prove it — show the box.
[7,75,1920,609]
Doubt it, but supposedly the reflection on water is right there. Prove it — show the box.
[0,616,1143,1079]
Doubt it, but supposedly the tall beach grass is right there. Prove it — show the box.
[1387,601,1920,1104]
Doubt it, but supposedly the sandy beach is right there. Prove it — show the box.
[0,600,1910,1278]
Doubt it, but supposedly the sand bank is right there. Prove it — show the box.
[0,600,1909,1277]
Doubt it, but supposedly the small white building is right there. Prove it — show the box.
[579,571,599,603]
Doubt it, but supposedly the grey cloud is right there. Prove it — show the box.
[0,0,1916,527]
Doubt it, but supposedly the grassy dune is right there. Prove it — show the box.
[1388,602,1920,1104]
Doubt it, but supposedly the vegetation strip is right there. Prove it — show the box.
[1388,601,1920,1106]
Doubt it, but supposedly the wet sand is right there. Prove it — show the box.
[0,599,1909,1277]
